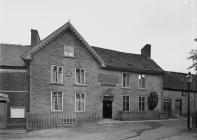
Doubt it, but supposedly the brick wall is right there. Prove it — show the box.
[29,30,163,120]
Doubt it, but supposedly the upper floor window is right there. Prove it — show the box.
[75,93,85,112]
[138,74,145,88]
[64,44,74,57]
[51,91,63,111]
[122,73,130,88]
[51,65,63,83]
[123,95,130,111]
[139,96,145,111]
[75,68,85,85]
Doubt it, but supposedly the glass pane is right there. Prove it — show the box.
[76,69,80,84]
[57,93,62,110]
[126,74,129,87]
[81,69,85,84]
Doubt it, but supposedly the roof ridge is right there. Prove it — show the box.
[92,46,144,57]
[165,71,193,75]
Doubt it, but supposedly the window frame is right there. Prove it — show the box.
[75,68,85,85]
[51,91,63,112]
[75,93,85,112]
[139,96,145,111]
[64,44,74,57]
[122,95,130,112]
[122,73,130,88]
[138,74,145,89]
[51,65,63,84]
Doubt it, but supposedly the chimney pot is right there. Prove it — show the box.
[141,44,151,58]
[31,29,40,46]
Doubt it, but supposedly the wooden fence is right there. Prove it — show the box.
[26,111,97,130]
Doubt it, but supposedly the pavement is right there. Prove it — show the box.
[0,118,196,140]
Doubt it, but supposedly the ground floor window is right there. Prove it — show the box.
[51,91,63,111]
[139,96,145,111]
[123,96,130,111]
[75,93,85,112]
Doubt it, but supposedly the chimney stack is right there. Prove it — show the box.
[141,44,151,58]
[31,29,40,46]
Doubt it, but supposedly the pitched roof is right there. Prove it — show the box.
[92,46,164,74]
[0,44,30,67]
[21,22,106,67]
[164,71,197,92]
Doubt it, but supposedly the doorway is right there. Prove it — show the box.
[0,101,7,128]
[163,98,171,117]
[175,99,182,116]
[103,101,112,118]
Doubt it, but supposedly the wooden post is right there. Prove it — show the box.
[26,113,29,131]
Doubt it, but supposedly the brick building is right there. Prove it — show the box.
[0,22,196,128]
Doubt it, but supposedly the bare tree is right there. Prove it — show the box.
[188,49,197,71]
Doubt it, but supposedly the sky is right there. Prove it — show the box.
[0,0,197,73]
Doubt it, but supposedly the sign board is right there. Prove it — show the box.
[10,107,25,118]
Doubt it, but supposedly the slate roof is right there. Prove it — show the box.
[0,44,30,67]
[164,71,197,92]
[92,46,164,75]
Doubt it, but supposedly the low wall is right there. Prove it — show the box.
[118,111,161,121]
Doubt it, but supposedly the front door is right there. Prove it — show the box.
[103,101,112,118]
[175,99,182,117]
[0,101,7,128]
[163,99,171,117]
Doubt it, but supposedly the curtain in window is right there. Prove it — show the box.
[76,93,85,111]
[57,67,63,83]
[52,92,62,111]
[52,66,57,83]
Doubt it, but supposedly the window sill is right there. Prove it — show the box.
[74,84,86,87]
[50,83,64,86]
[137,88,147,91]
[51,110,63,112]
[64,56,75,59]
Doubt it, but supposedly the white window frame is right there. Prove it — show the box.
[64,44,74,57]
[138,74,145,89]
[51,65,63,84]
[122,73,130,88]
[139,96,145,111]
[75,68,85,85]
[122,95,130,111]
[51,91,63,112]
[75,93,85,112]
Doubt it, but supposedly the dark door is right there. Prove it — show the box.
[0,101,7,128]
[163,99,171,117]
[175,99,182,116]
[103,101,112,118]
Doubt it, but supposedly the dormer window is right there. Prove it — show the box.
[64,44,74,57]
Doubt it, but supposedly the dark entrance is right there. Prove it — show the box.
[103,101,112,118]
[163,98,171,117]
[175,99,182,116]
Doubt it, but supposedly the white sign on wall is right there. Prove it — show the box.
[10,107,25,118]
